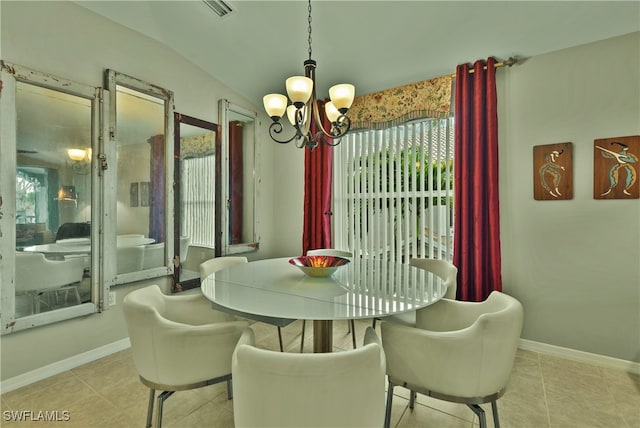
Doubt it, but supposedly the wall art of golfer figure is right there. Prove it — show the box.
[533,142,573,200]
[594,136,639,199]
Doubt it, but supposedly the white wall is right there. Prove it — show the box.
[0,0,280,380]
[499,32,639,362]
[2,2,637,383]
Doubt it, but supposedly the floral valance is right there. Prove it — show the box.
[180,132,216,159]
[347,74,453,130]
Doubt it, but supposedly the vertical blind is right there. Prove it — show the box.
[334,118,455,264]
[180,155,215,247]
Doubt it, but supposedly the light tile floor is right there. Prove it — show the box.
[2,319,639,427]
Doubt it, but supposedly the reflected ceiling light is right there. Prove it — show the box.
[263,0,354,151]
[67,148,92,174]
[58,185,77,201]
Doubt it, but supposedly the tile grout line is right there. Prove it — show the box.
[538,352,553,428]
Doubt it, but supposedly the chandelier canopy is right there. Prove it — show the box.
[262,0,355,151]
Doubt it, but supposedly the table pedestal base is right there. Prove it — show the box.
[313,320,333,353]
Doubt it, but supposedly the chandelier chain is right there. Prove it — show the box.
[307,0,312,60]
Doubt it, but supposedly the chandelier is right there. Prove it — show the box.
[262,0,355,151]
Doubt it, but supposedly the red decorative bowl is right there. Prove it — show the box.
[289,256,350,277]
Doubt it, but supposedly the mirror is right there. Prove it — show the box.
[106,70,174,284]
[219,99,259,254]
[173,112,220,292]
[15,82,93,316]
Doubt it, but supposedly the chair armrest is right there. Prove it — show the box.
[381,320,489,398]
[151,319,249,386]
[363,326,381,347]
[166,292,237,325]
[236,327,256,348]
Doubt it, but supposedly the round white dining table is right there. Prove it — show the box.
[201,257,446,352]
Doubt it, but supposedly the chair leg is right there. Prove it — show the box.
[491,400,500,428]
[156,391,174,428]
[277,327,284,352]
[408,390,417,409]
[300,320,306,353]
[350,319,357,349]
[372,318,377,329]
[468,404,487,428]
[384,381,394,428]
[146,388,155,428]
[226,379,233,400]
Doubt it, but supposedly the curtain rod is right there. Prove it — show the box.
[449,57,518,77]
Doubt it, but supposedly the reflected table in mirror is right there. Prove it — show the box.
[23,236,155,255]
[201,257,446,352]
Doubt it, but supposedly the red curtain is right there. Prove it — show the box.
[302,100,333,254]
[229,121,244,245]
[453,57,502,302]
[148,135,165,243]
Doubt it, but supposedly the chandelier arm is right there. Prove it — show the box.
[268,121,301,145]
[314,132,343,147]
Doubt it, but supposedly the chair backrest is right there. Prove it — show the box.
[55,222,90,241]
[142,243,165,270]
[410,258,458,299]
[199,256,248,279]
[306,249,353,258]
[116,246,145,274]
[232,333,386,427]
[15,252,84,293]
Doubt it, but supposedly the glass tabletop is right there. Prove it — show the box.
[201,257,446,321]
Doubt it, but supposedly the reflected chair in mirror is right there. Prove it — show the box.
[116,246,145,274]
[179,235,190,264]
[15,252,85,314]
[200,256,298,352]
[123,284,248,428]
[142,243,165,270]
[304,249,356,352]
[55,222,90,241]
[373,258,458,329]
[232,326,386,428]
[381,291,524,428]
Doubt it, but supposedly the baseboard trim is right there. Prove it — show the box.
[0,338,131,394]
[519,338,640,374]
[2,338,638,394]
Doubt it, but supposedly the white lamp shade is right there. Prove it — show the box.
[263,94,288,118]
[67,148,87,161]
[329,84,355,111]
[325,101,340,123]
[286,105,297,126]
[286,76,313,105]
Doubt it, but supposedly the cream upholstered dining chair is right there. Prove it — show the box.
[373,258,458,328]
[123,284,248,428]
[381,291,524,428]
[304,249,356,351]
[15,252,85,314]
[116,245,145,274]
[200,256,298,352]
[232,326,386,428]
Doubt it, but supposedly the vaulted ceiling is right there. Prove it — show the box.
[75,1,639,106]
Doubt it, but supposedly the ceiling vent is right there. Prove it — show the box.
[202,0,235,18]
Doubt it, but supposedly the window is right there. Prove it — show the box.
[333,118,454,263]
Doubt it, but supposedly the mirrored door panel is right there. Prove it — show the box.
[15,81,93,317]
[173,113,219,292]
[219,100,259,254]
